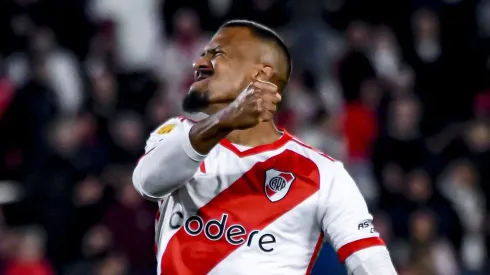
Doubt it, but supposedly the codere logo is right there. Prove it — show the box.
[169,211,276,252]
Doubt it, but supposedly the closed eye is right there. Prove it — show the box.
[200,49,224,58]
[213,49,225,56]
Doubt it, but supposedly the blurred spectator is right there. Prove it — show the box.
[286,0,342,78]
[405,170,462,246]
[101,171,155,274]
[90,0,164,73]
[0,56,58,180]
[31,28,83,115]
[282,70,323,132]
[95,252,129,275]
[145,88,179,130]
[86,69,119,141]
[58,176,107,265]
[343,78,381,163]
[3,227,54,275]
[369,26,415,95]
[108,112,145,165]
[317,76,344,115]
[64,225,113,275]
[342,79,382,203]
[207,0,233,20]
[441,120,490,210]
[154,8,208,104]
[337,21,376,102]
[464,120,490,155]
[372,212,409,267]
[438,160,487,272]
[412,9,441,65]
[23,117,88,266]
[297,109,346,162]
[372,96,427,181]
[370,26,402,83]
[406,210,459,275]
[7,28,83,115]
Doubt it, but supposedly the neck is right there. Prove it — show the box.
[225,122,282,147]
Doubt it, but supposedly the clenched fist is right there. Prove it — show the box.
[219,80,282,130]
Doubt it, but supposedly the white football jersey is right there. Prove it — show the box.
[133,116,386,275]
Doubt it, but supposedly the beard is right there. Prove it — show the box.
[182,89,211,113]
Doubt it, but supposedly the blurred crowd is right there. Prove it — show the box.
[0,0,489,274]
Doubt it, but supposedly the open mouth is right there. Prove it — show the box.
[194,69,213,82]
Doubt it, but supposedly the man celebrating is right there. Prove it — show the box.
[133,20,397,275]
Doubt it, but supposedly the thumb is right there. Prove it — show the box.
[252,72,277,88]
[235,81,255,101]
[251,77,278,92]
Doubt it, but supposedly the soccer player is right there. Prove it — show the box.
[133,20,397,275]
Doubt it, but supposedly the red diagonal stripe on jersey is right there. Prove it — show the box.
[306,233,324,274]
[161,149,320,275]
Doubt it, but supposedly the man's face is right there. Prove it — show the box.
[182,27,259,114]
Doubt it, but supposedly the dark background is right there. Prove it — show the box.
[0,0,489,274]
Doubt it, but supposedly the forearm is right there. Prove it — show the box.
[189,110,233,155]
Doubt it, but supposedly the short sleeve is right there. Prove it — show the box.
[317,162,385,264]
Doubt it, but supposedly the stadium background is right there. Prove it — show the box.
[0,0,489,274]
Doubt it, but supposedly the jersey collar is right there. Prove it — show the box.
[219,129,292,158]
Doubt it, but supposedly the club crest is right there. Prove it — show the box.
[264,169,295,202]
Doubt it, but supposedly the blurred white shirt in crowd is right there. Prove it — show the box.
[438,171,487,271]
[6,49,83,115]
[90,0,164,72]
[48,51,84,114]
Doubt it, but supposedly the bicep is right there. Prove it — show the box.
[318,162,385,264]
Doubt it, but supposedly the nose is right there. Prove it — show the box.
[192,55,213,71]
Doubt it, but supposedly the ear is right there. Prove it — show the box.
[254,65,274,81]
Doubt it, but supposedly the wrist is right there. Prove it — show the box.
[214,106,236,132]
[188,110,234,155]
[182,129,208,161]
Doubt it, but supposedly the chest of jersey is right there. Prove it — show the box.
[167,146,320,247]
[157,144,326,275]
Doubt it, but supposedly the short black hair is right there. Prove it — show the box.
[220,19,292,86]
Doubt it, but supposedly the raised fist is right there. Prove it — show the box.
[219,79,282,130]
